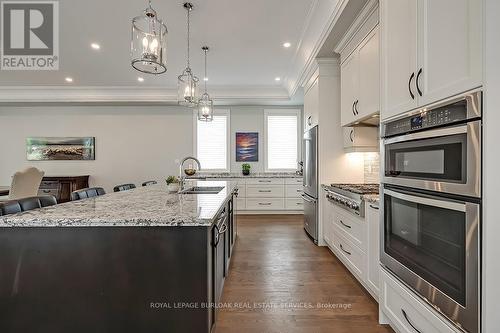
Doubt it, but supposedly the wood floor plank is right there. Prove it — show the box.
[215,214,393,332]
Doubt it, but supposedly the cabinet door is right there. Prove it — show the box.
[341,51,359,126]
[417,0,482,106]
[304,77,319,132]
[358,28,380,119]
[380,0,418,120]
[366,203,380,298]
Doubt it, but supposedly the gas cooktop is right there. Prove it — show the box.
[329,183,379,195]
[325,184,380,217]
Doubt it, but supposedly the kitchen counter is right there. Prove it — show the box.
[362,194,379,205]
[187,172,302,179]
[0,180,237,227]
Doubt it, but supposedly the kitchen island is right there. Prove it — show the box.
[0,181,237,333]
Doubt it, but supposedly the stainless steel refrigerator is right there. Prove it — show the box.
[302,126,318,244]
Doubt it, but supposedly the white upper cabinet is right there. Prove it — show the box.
[337,3,380,127]
[380,0,418,119]
[381,0,482,121]
[340,52,359,126]
[358,28,380,120]
[304,74,319,132]
[417,0,483,106]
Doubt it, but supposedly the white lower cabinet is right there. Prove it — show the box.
[381,268,462,333]
[246,198,284,210]
[322,193,379,300]
[230,177,303,213]
[366,203,380,299]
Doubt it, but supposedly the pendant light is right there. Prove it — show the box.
[131,0,168,74]
[198,46,214,122]
[177,2,199,107]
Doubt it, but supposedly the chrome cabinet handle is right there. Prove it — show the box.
[354,100,359,115]
[416,68,423,97]
[408,72,415,99]
[401,309,422,333]
[258,190,272,193]
[349,129,354,143]
[258,203,272,206]
[352,101,356,115]
[339,220,352,229]
[369,204,379,210]
[340,244,351,256]
[258,180,271,183]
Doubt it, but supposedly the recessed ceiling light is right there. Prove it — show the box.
[137,77,144,82]
[283,42,291,48]
[65,77,73,83]
[90,43,100,50]
[203,77,208,81]
[275,77,281,81]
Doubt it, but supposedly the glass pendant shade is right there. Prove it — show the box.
[198,92,214,121]
[131,1,167,74]
[178,67,199,107]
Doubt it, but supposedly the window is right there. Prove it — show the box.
[195,110,230,171]
[265,109,300,171]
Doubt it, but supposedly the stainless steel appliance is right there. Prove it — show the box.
[325,184,379,217]
[381,91,482,333]
[382,91,481,198]
[303,126,318,243]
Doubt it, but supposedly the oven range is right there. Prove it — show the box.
[325,184,379,217]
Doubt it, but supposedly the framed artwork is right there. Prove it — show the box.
[26,137,95,161]
[236,132,258,162]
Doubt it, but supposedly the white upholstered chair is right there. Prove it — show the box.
[2,167,45,201]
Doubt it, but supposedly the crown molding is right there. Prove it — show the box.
[285,0,349,96]
[0,85,291,105]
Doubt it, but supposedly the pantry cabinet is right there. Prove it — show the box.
[381,0,482,120]
[304,75,319,132]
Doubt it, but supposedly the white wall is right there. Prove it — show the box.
[482,0,500,331]
[0,105,303,193]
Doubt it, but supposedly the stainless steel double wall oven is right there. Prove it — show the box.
[380,91,482,333]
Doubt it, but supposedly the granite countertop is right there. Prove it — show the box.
[187,172,302,179]
[0,180,237,228]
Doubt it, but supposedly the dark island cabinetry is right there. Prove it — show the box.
[0,195,236,333]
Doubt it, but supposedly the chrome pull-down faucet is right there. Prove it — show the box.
[179,156,201,191]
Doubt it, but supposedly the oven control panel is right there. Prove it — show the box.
[383,100,468,137]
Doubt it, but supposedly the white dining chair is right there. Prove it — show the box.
[1,167,45,201]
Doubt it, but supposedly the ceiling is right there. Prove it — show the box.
[0,0,314,91]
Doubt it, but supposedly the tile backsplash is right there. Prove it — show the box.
[364,153,380,183]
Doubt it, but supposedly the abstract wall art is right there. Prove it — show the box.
[26,137,95,161]
[236,132,258,162]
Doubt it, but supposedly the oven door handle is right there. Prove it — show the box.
[385,189,466,212]
[384,122,470,145]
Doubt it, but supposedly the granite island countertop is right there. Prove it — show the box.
[0,180,237,228]
[187,172,302,179]
[321,184,379,205]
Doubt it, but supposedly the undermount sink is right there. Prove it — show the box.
[179,186,224,194]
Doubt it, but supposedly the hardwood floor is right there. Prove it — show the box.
[215,214,393,333]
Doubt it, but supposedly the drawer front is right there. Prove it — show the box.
[236,198,246,210]
[246,198,284,210]
[39,181,59,189]
[285,177,303,185]
[38,188,59,197]
[227,178,247,186]
[331,230,365,280]
[381,269,461,333]
[246,185,284,198]
[332,208,366,251]
[285,198,304,210]
[246,178,284,185]
[285,184,303,198]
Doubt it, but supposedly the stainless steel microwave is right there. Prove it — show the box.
[381,91,482,198]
